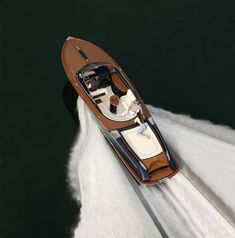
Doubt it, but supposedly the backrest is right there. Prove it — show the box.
[126,89,136,105]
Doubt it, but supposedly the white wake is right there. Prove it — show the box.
[68,98,235,238]
[148,106,235,222]
[68,98,162,238]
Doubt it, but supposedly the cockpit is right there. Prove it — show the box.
[77,62,141,121]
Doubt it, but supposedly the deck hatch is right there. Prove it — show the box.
[78,49,88,60]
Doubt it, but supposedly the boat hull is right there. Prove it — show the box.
[61,37,179,185]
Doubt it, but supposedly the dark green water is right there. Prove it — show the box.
[1,0,235,237]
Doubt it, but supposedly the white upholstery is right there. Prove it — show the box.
[121,123,163,160]
[95,86,134,121]
[98,103,130,121]
[92,87,137,121]
[120,89,136,110]
[90,88,108,97]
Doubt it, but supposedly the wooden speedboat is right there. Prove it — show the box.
[61,37,179,185]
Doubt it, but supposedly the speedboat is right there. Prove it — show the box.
[61,37,179,185]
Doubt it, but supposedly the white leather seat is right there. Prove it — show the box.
[121,124,163,160]
[121,89,136,110]
[90,88,108,97]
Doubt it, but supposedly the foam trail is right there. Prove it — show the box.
[68,99,235,238]
[148,106,235,224]
[136,173,235,237]
[68,98,162,238]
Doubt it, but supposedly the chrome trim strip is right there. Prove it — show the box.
[165,150,171,162]
[110,130,121,139]
[139,161,148,170]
